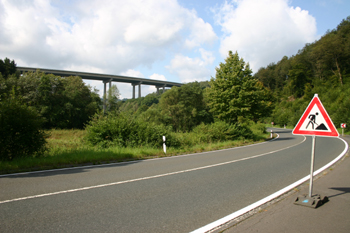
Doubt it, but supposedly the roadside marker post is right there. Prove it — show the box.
[292,94,338,208]
[341,123,346,136]
[163,136,166,154]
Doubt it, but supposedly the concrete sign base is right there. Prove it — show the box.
[294,194,328,208]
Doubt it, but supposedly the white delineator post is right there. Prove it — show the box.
[163,136,166,154]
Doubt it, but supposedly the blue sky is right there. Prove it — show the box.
[1,0,349,98]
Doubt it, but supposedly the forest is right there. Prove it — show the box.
[0,16,349,165]
[255,16,350,128]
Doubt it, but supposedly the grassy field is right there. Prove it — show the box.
[0,128,271,174]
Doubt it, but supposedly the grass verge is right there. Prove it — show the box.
[0,129,271,174]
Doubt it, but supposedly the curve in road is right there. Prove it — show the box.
[0,128,348,233]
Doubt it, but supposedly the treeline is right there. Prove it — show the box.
[1,51,272,160]
[0,61,101,160]
[255,16,350,128]
[0,66,101,129]
[85,51,273,148]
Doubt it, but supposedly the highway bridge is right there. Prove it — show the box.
[17,67,183,111]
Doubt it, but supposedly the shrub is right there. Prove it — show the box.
[192,121,254,143]
[84,112,173,148]
[0,95,47,160]
[250,122,267,135]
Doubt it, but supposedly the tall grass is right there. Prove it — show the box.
[0,126,270,174]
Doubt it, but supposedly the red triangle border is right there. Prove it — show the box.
[292,95,339,137]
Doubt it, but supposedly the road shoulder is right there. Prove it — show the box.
[223,136,350,233]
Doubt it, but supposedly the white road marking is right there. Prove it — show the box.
[0,134,305,205]
[191,137,349,233]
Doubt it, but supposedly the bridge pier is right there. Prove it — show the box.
[132,82,142,99]
[103,79,112,113]
[156,85,166,95]
[138,82,141,98]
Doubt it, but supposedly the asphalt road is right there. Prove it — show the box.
[0,128,346,232]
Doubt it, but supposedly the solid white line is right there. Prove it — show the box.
[0,133,304,205]
[190,137,349,233]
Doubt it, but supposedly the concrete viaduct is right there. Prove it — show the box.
[17,67,183,112]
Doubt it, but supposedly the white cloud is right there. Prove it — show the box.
[214,0,317,72]
[0,0,217,76]
[116,83,135,100]
[184,11,218,49]
[147,74,167,94]
[167,48,215,83]
[2,0,320,98]
[150,73,166,81]
[120,69,145,78]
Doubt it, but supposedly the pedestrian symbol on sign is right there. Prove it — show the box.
[307,112,318,130]
[306,112,328,130]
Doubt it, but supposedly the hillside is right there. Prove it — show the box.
[254,16,350,128]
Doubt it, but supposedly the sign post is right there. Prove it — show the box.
[309,135,316,198]
[341,123,346,136]
[292,94,338,208]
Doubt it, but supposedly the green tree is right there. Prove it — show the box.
[208,51,273,123]
[0,58,18,79]
[142,92,159,107]
[0,93,47,160]
[159,82,212,132]
[15,70,101,129]
[61,76,101,128]
[107,84,120,111]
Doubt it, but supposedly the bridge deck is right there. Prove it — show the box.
[17,67,182,88]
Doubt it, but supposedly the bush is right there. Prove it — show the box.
[0,95,47,160]
[84,112,173,148]
[192,121,254,143]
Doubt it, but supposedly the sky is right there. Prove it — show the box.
[1,0,349,99]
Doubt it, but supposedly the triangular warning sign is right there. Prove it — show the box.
[292,94,339,137]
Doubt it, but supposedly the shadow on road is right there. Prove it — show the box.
[274,137,295,141]
[2,160,143,178]
[328,187,350,198]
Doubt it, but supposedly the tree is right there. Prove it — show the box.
[15,70,101,129]
[0,58,18,79]
[0,93,47,160]
[208,51,273,123]
[107,84,120,111]
[159,82,212,132]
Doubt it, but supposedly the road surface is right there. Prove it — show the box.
[0,128,346,232]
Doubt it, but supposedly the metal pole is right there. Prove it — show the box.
[103,81,107,114]
[309,135,316,197]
